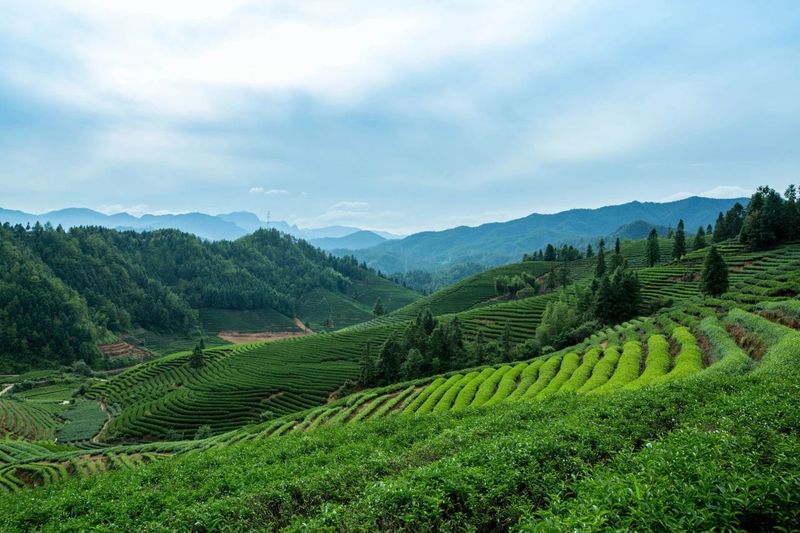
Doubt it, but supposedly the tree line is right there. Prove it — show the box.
[0,223,384,371]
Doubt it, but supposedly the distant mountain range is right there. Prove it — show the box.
[310,230,388,251]
[0,207,400,243]
[344,196,748,273]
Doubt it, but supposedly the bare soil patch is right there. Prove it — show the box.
[217,330,314,344]
[98,341,148,361]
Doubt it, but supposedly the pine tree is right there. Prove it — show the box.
[646,228,660,267]
[672,219,686,260]
[358,343,376,385]
[693,226,707,250]
[543,244,557,262]
[585,244,594,258]
[189,344,205,368]
[706,224,713,235]
[610,238,623,270]
[372,297,385,316]
[701,245,729,296]
[712,212,726,242]
[594,239,606,279]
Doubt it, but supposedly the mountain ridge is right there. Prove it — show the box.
[345,196,747,272]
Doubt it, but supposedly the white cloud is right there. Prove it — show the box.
[329,201,368,210]
[4,0,588,116]
[662,186,751,202]
[249,187,289,196]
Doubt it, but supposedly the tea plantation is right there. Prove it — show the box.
[0,237,798,530]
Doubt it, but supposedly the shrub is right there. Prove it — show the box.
[625,335,670,389]
[578,346,620,393]
[592,341,642,393]
[560,348,601,393]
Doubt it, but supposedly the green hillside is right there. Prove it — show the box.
[0,186,798,530]
[0,294,798,529]
[0,224,419,370]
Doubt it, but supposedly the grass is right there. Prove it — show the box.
[1,315,797,530]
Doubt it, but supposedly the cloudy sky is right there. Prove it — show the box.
[1,1,798,233]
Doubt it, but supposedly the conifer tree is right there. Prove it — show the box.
[694,226,707,250]
[189,344,205,368]
[701,245,729,296]
[672,219,686,260]
[594,239,606,279]
[585,243,594,258]
[372,297,385,316]
[646,228,660,267]
[358,343,376,385]
[712,212,726,242]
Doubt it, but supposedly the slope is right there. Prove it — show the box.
[350,196,745,271]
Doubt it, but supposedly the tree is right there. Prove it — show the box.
[740,187,783,250]
[189,344,205,368]
[672,219,686,260]
[785,185,800,241]
[693,226,707,250]
[712,212,726,242]
[558,264,570,287]
[471,330,487,366]
[585,244,594,258]
[372,297,385,316]
[594,239,606,279]
[377,334,404,384]
[610,238,623,270]
[706,223,713,235]
[701,245,729,296]
[198,338,205,350]
[400,348,423,380]
[358,343,376,385]
[646,228,660,267]
[543,244,557,262]
[499,322,513,362]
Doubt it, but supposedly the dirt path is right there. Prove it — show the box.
[294,318,314,333]
[91,400,111,444]
[217,330,314,344]
[0,384,13,397]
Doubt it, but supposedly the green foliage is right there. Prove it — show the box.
[591,341,642,393]
[372,297,385,316]
[672,219,687,260]
[560,348,601,393]
[470,366,511,408]
[189,344,205,369]
[536,351,580,398]
[6,329,799,531]
[625,335,670,389]
[701,245,729,296]
[646,228,660,267]
[693,226,707,250]
[577,346,620,393]
[56,400,107,442]
[655,327,703,384]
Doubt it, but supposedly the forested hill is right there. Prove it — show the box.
[349,196,747,272]
[0,223,417,370]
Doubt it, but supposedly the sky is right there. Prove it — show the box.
[0,1,799,234]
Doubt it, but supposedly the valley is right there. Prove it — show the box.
[0,185,797,532]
